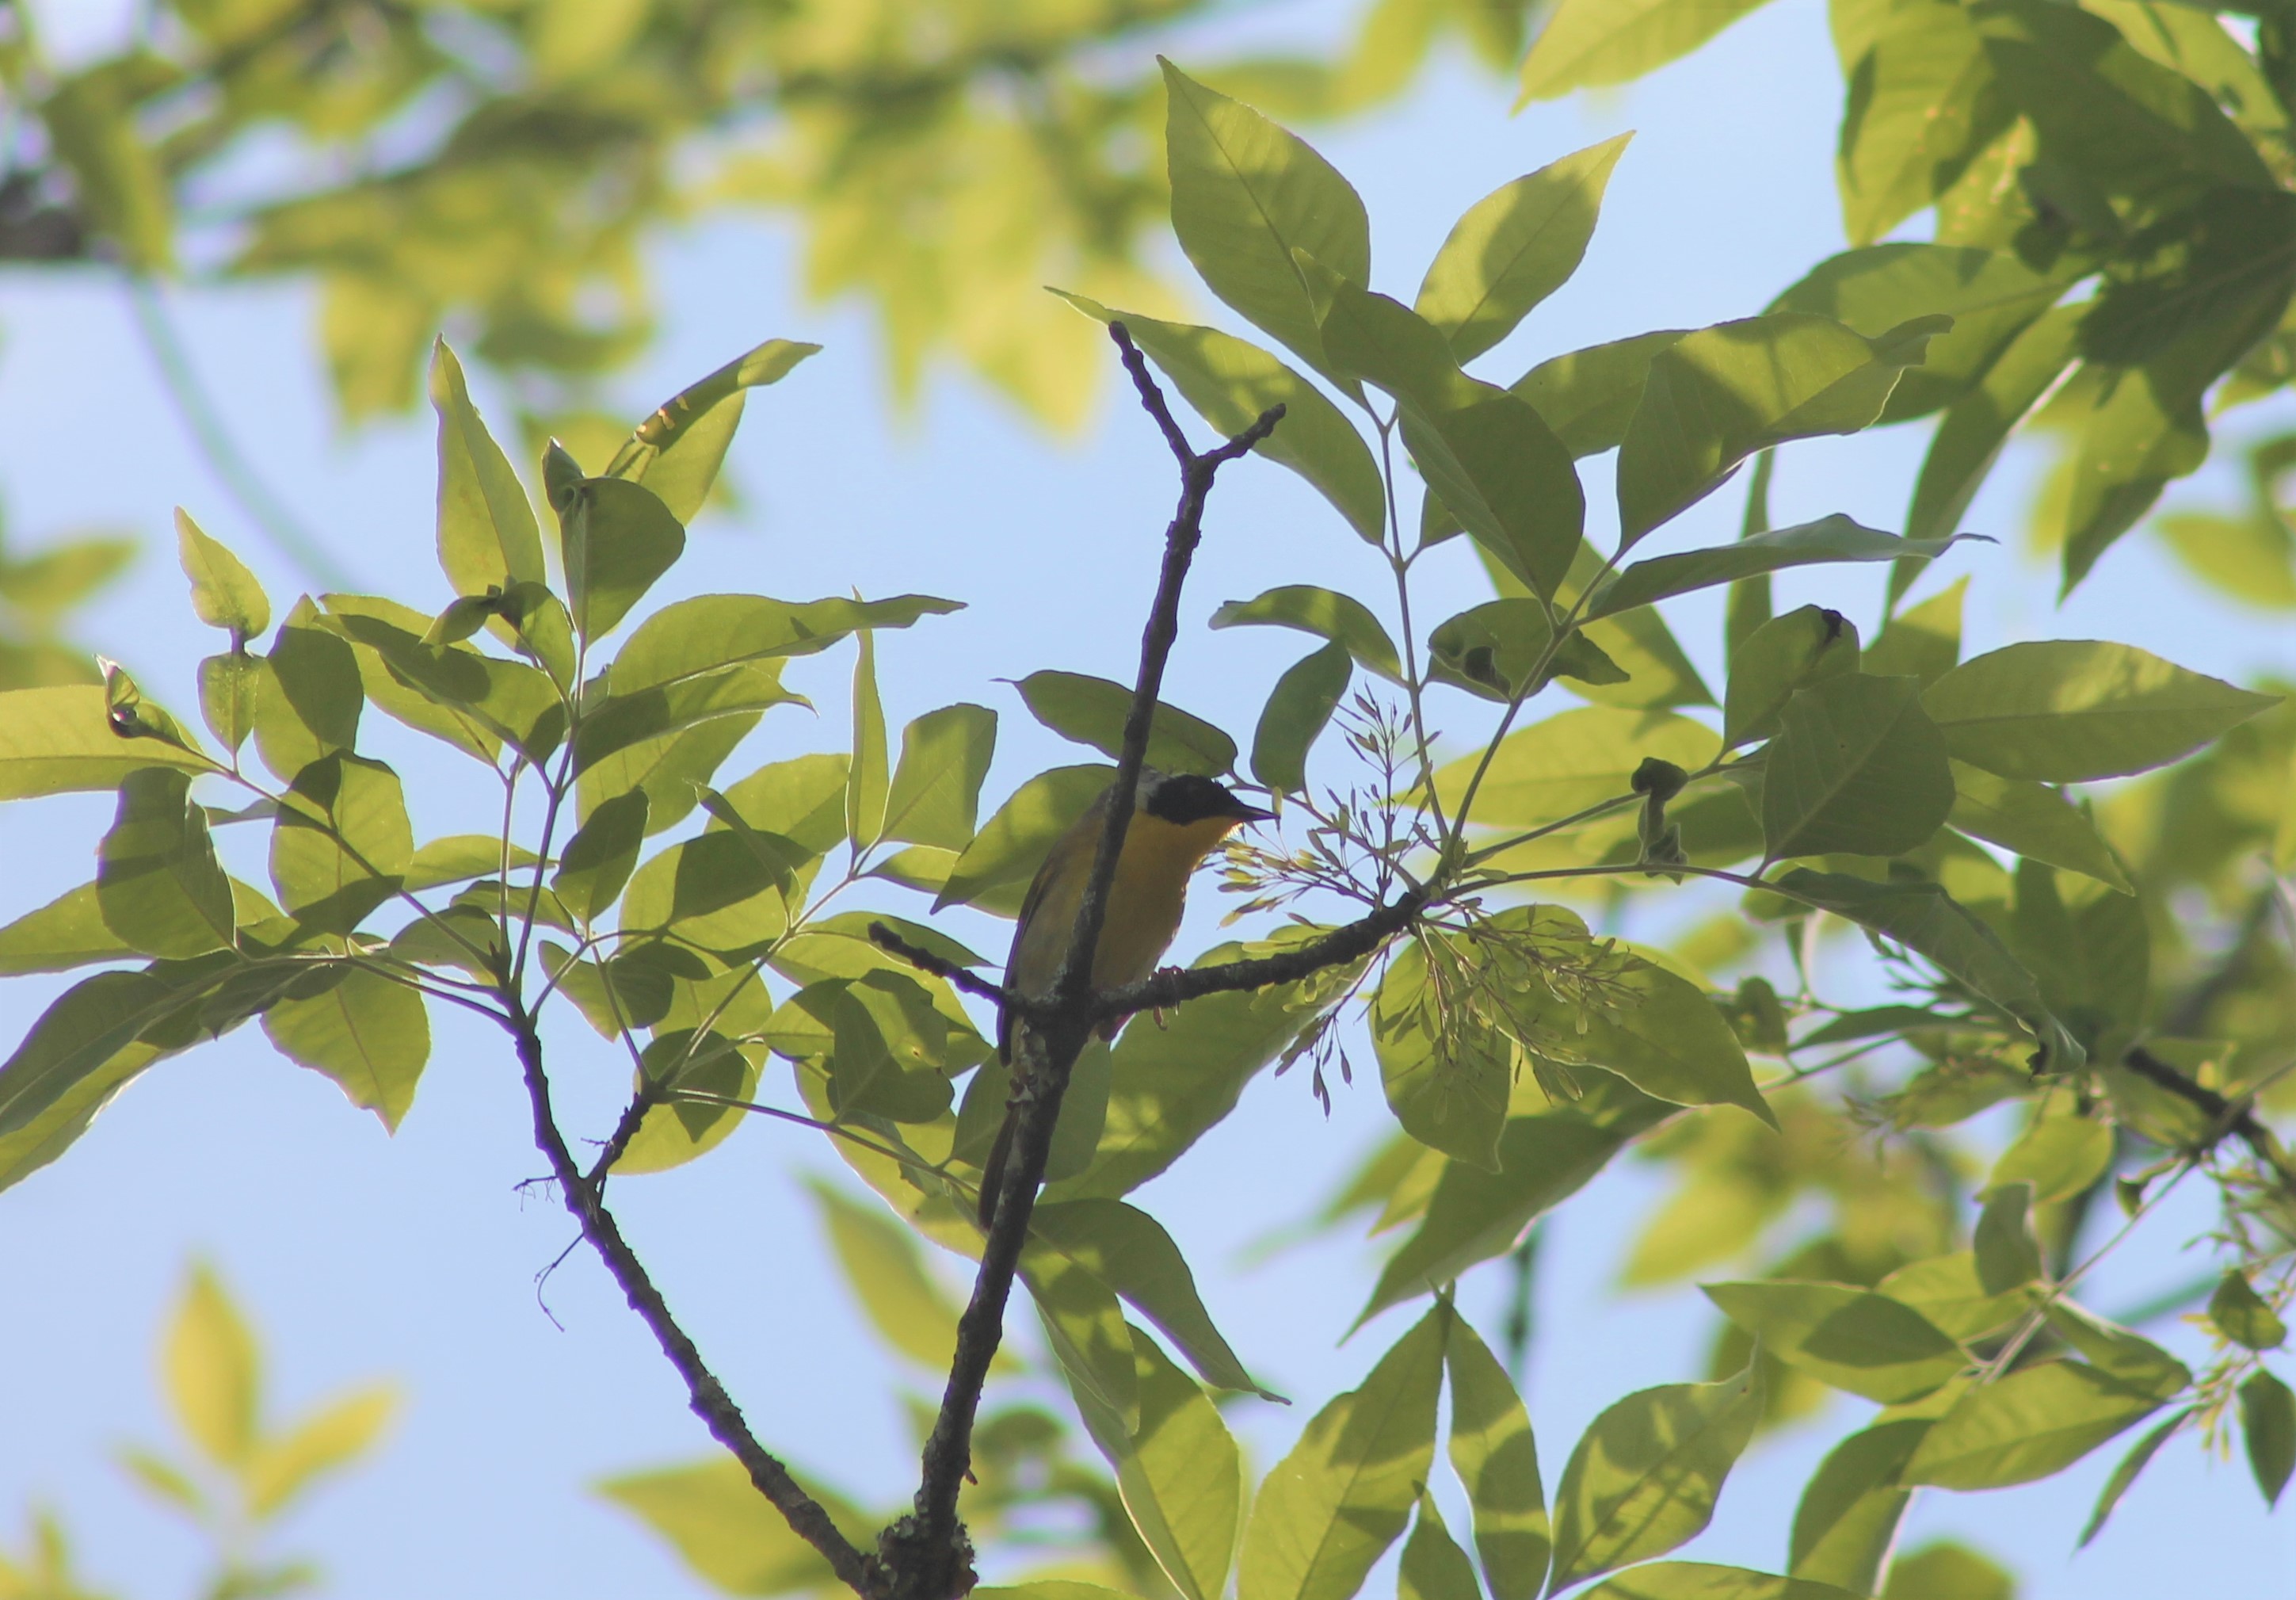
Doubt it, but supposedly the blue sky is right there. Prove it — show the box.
[2,1,2291,1596]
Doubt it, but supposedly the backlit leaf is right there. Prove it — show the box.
[175,509,269,643]
[1211,586,1405,682]
[1903,1361,2164,1489]
[605,338,819,523]
[244,1386,395,1520]
[883,705,996,851]
[807,1178,965,1371]
[1445,1315,1550,1600]
[597,1457,868,1597]
[2241,1370,2296,1507]
[1760,674,1954,861]
[1253,642,1352,796]
[1518,0,1775,101]
[165,1264,259,1470]
[1947,763,2130,893]
[97,768,236,960]
[550,465,685,640]
[0,685,218,798]
[261,966,430,1131]
[1702,1281,1966,1403]
[1590,517,1968,620]
[552,790,650,923]
[429,342,545,608]
[1013,671,1237,777]
[2210,1272,2288,1353]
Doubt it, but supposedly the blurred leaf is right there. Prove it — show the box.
[1445,1315,1550,1600]
[1056,296,1386,544]
[1864,580,1964,685]
[597,1457,868,1597]
[1985,1110,2113,1205]
[1547,1359,1763,1590]
[1974,1182,2044,1297]
[1875,1254,2027,1343]
[1947,763,2130,894]
[1416,135,1631,361]
[261,967,430,1132]
[1211,586,1405,682]
[1161,59,1370,397]
[175,510,269,643]
[1237,1306,1442,1600]
[1788,1418,1928,1592]
[1436,706,1718,830]
[1581,1565,1869,1600]
[244,1386,395,1520]
[2210,1272,2288,1352]
[97,768,237,960]
[1518,0,1774,101]
[2241,1370,2296,1507]
[165,1263,260,1471]
[1924,640,2279,782]
[1761,674,1954,861]
[2077,1410,2187,1549]
[1907,307,2082,548]
[807,1178,967,1371]
[1881,1541,2012,1600]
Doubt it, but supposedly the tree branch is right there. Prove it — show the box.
[867,922,1025,1011]
[882,323,1282,1600]
[1090,890,1426,1026]
[503,1002,879,1597]
[2122,1043,2296,1186]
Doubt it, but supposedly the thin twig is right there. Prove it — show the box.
[886,322,1283,1600]
[504,1002,879,1594]
[868,922,1022,1010]
[2122,1044,2296,1187]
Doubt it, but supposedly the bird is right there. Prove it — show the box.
[976,769,1272,1228]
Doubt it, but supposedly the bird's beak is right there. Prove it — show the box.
[1230,799,1276,824]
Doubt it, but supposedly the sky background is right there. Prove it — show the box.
[3,0,2294,1596]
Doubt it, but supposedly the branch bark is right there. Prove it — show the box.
[504,1002,880,1597]
[879,324,1285,1600]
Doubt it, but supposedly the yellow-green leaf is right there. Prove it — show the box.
[165,1264,261,1471]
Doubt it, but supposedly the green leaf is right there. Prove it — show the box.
[807,1178,965,1370]
[269,754,414,934]
[1055,295,1385,543]
[1161,59,1370,396]
[429,342,545,608]
[1903,1361,2165,1488]
[0,685,218,799]
[2042,1300,2190,1401]
[1439,706,1718,830]
[1788,1419,1928,1593]
[1013,671,1237,777]
[97,768,236,960]
[0,969,195,1147]
[1253,642,1352,798]
[548,464,685,640]
[2241,1370,2296,1507]
[1761,674,1954,861]
[1427,600,1623,704]
[243,1386,395,1520]
[1547,1358,1764,1590]
[1580,1564,1869,1600]
[1444,1316,1550,1600]
[252,599,365,781]
[597,1457,868,1597]
[261,967,430,1131]
[0,883,134,976]
[1974,1182,2044,1296]
[2078,1410,2187,1549]
[1616,317,1951,545]
[1512,330,1688,459]
[1924,641,2279,782]
[614,1030,761,1174]
[1371,937,1512,1171]
[1310,263,1583,596]
[1047,929,1360,1198]
[175,509,269,643]
[1701,1281,1966,1404]
[2211,1272,2288,1352]
[1769,870,2079,1071]
[1210,586,1404,682]
[1416,135,1631,361]
[1864,580,1964,685]
[1947,762,2130,894]
[1723,605,1859,749]
[571,662,795,777]
[42,63,174,270]
[1398,1497,1479,1600]
[1591,517,1969,621]
[608,594,958,698]
[1986,1110,2113,1204]
[1031,1198,1270,1397]
[1026,1243,1139,1430]
[882,704,996,850]
[605,338,819,524]
[197,651,260,758]
[621,832,795,959]
[712,753,851,858]
[325,601,564,767]
[1907,307,2082,546]
[403,838,536,894]
[165,1263,260,1470]
[1836,2,2003,245]
[1237,1306,1443,1600]
[579,708,762,838]
[822,975,955,1125]
[936,764,1112,916]
[1361,1080,1672,1323]
[1875,1254,2028,1343]
[551,790,650,923]
[1769,245,2068,422]
[1517,0,1774,101]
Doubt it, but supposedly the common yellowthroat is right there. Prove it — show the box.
[978,769,1273,1227]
